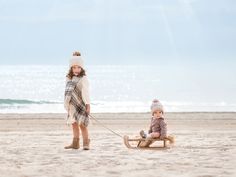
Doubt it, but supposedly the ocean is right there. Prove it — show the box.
[0,64,235,113]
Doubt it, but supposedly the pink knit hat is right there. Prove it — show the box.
[150,99,164,114]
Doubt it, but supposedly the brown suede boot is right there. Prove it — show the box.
[83,138,90,150]
[64,138,80,149]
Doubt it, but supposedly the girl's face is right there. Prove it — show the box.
[153,110,163,118]
[72,65,82,76]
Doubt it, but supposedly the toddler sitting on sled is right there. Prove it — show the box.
[139,99,174,144]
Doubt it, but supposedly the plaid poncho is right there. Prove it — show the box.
[64,76,89,126]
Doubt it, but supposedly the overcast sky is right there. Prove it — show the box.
[0,0,235,65]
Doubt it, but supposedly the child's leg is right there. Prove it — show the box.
[79,124,88,140]
[80,124,90,150]
[147,132,160,138]
[64,122,80,149]
[72,122,80,138]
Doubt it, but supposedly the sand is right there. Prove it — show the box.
[0,112,236,177]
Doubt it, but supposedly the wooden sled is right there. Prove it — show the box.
[123,135,174,149]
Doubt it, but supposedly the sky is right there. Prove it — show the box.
[0,0,235,65]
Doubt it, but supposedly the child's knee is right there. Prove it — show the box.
[79,124,86,129]
[150,132,160,138]
[72,122,78,127]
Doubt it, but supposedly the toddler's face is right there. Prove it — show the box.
[153,110,163,118]
[72,65,82,76]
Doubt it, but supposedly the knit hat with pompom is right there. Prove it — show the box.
[69,56,84,69]
[150,99,164,114]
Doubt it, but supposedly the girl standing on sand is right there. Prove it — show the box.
[64,51,91,150]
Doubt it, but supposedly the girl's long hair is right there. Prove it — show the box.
[66,67,86,80]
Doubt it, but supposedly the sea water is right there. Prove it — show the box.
[0,65,235,113]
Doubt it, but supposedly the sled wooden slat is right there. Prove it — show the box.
[123,135,170,149]
[128,138,166,141]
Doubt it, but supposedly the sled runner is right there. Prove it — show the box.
[123,135,174,149]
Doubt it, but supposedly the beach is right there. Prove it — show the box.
[0,112,235,177]
[1,0,236,176]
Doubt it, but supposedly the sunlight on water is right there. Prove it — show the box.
[0,65,235,113]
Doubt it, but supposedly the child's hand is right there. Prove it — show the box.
[85,104,90,116]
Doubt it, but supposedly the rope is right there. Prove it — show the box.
[88,114,123,138]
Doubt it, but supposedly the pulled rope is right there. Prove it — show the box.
[88,114,123,138]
